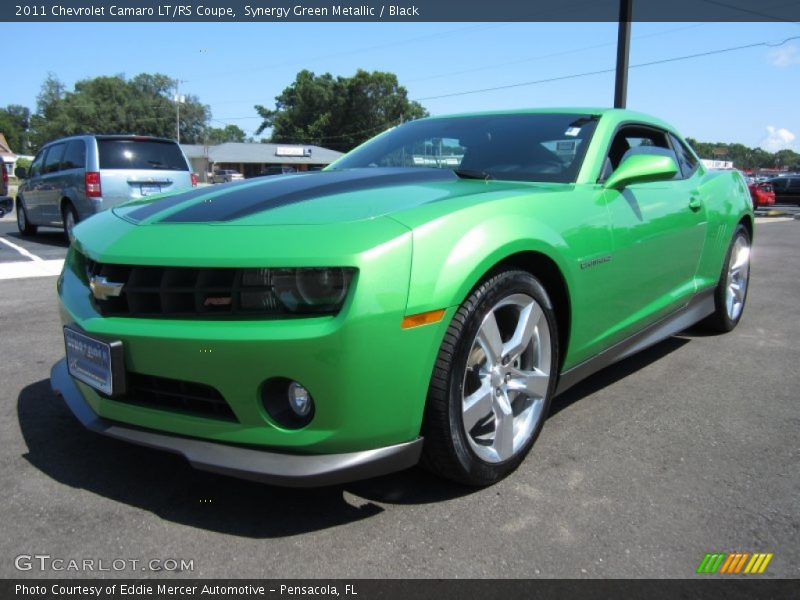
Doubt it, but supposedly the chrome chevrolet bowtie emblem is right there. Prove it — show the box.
[89,275,124,301]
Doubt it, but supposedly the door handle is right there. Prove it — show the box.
[688,195,703,211]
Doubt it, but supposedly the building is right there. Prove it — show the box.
[181,142,344,182]
[0,133,17,177]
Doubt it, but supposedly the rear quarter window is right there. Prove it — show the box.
[98,140,189,171]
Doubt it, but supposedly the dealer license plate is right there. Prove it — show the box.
[64,327,120,396]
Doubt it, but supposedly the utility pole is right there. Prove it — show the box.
[174,79,186,143]
[614,0,632,109]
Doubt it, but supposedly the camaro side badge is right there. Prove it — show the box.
[580,255,612,270]
[89,276,124,301]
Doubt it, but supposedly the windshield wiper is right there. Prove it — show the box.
[453,169,494,180]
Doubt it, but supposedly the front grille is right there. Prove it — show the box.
[86,260,280,318]
[118,372,237,422]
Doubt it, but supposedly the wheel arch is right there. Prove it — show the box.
[60,195,76,216]
[738,213,754,242]
[468,250,572,373]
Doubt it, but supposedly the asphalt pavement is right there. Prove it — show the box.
[0,216,797,579]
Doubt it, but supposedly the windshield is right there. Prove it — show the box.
[332,113,598,183]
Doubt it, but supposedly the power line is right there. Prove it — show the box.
[403,23,708,85]
[414,34,800,102]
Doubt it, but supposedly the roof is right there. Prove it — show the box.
[181,144,207,159]
[426,107,610,119]
[0,133,15,158]
[180,142,344,165]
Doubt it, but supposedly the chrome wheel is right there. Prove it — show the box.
[461,293,552,463]
[724,234,750,322]
[17,203,26,230]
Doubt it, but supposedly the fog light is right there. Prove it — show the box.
[261,377,315,429]
[288,382,312,417]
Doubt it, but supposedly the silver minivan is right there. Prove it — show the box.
[15,135,196,240]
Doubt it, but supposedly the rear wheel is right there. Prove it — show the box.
[702,225,751,332]
[16,198,37,236]
[62,203,78,243]
[421,270,559,486]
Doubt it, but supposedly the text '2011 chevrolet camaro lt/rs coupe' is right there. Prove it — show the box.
[51,109,753,487]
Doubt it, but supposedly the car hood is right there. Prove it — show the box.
[112,167,566,227]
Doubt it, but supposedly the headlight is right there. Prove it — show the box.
[241,267,355,315]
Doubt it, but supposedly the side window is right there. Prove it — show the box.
[601,126,676,180]
[43,143,66,174]
[669,134,699,179]
[29,150,46,177]
[771,178,787,191]
[788,178,800,190]
[61,140,86,171]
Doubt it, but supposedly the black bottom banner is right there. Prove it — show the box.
[4,579,799,600]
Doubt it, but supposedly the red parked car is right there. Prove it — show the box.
[748,180,775,209]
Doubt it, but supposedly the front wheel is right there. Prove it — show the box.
[421,270,559,486]
[16,198,37,236]
[702,224,751,332]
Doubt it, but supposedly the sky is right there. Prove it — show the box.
[3,20,800,151]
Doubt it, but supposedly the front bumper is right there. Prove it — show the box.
[51,359,424,487]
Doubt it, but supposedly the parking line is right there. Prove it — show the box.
[0,236,43,262]
[0,259,64,280]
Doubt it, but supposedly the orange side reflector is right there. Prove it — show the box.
[401,309,446,329]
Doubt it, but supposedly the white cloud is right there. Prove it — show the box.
[769,44,800,68]
[760,126,796,152]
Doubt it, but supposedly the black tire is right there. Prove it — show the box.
[421,270,559,486]
[62,202,78,243]
[16,198,37,236]
[701,224,751,333]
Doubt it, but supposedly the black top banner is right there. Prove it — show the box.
[3,0,800,22]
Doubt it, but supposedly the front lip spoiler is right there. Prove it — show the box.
[50,359,423,487]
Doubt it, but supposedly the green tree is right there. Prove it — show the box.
[28,73,210,152]
[255,69,427,152]
[0,105,31,153]
[686,137,798,170]
[205,124,247,144]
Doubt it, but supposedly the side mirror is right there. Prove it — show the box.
[14,166,28,179]
[603,154,678,190]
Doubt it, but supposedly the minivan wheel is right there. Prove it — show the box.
[63,203,78,243]
[16,199,37,236]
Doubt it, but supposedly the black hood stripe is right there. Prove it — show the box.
[124,185,222,222]
[160,168,458,223]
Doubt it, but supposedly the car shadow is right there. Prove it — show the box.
[5,229,69,249]
[17,379,474,538]
[549,335,690,417]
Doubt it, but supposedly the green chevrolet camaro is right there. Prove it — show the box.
[52,109,753,487]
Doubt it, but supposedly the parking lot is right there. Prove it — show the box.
[0,212,797,579]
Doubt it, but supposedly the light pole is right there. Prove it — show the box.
[174,79,186,143]
[614,0,633,109]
